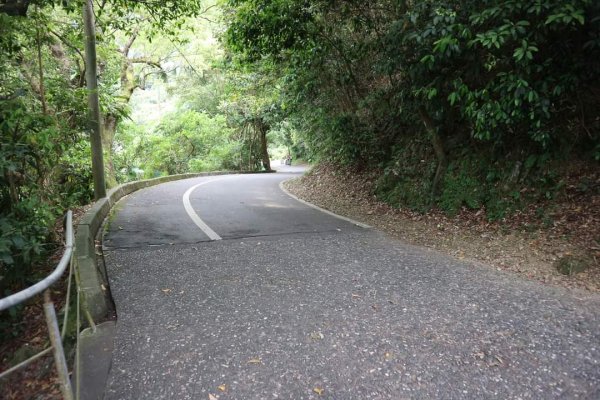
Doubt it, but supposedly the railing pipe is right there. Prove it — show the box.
[44,290,74,400]
[0,211,73,312]
[0,211,76,399]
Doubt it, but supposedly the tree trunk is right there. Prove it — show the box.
[418,106,447,203]
[99,58,141,187]
[6,170,19,209]
[36,23,48,115]
[256,119,271,171]
[83,0,106,199]
[97,30,156,187]
[102,115,118,188]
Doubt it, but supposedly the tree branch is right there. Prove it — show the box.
[120,28,140,57]
[129,58,162,69]
[48,29,86,79]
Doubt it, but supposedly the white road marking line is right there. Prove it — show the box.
[278,179,371,229]
[182,179,224,241]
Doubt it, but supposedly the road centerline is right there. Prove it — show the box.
[182,179,224,241]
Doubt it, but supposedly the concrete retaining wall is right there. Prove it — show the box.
[75,171,233,323]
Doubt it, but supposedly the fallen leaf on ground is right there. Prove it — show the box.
[247,358,262,364]
[313,387,324,395]
[218,384,227,392]
[161,288,172,294]
[208,394,218,400]
[284,163,600,292]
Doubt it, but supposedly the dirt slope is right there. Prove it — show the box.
[284,163,600,292]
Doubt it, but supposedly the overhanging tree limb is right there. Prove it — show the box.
[129,58,162,69]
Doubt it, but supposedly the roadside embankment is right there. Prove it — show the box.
[284,163,600,292]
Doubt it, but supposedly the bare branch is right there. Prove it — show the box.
[121,28,140,56]
[48,29,86,69]
[129,58,162,69]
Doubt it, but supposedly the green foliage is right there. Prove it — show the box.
[0,199,54,287]
[375,140,436,213]
[224,0,600,218]
[1,0,204,31]
[188,141,240,172]
[224,0,315,62]
[376,175,433,214]
[115,111,236,177]
[57,141,94,205]
[0,0,221,342]
[438,158,484,216]
[380,0,600,150]
[115,5,291,180]
[0,10,92,298]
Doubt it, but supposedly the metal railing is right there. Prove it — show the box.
[0,211,78,399]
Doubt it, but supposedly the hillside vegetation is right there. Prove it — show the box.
[225,0,599,215]
[223,0,599,270]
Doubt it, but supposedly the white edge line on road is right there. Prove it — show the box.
[278,179,371,229]
[183,179,224,241]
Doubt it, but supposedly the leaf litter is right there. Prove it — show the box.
[284,163,600,292]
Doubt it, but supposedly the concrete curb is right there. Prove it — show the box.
[278,179,372,229]
[76,321,116,400]
[75,171,233,323]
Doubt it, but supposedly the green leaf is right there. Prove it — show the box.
[420,55,435,66]
[448,92,459,106]
[545,14,562,25]
[513,48,524,61]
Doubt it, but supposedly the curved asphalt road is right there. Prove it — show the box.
[102,166,600,399]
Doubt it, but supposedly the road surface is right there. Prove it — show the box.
[102,166,600,399]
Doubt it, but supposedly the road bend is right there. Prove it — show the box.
[102,165,600,399]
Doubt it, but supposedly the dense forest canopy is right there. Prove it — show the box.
[224,0,600,214]
[1,0,599,336]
